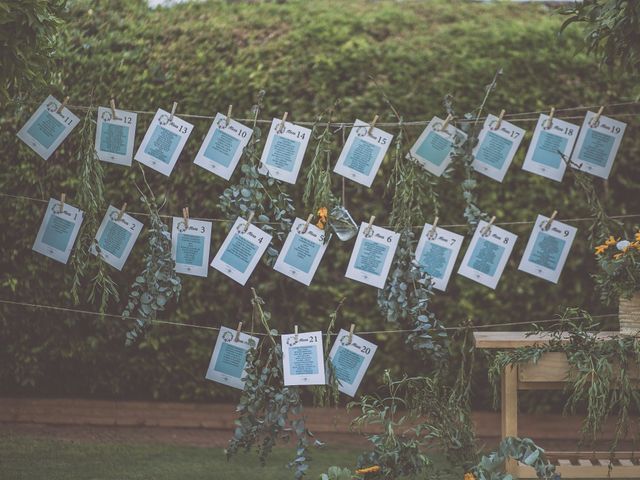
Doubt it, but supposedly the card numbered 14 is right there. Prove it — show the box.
[345,222,400,289]
[415,223,464,292]
[258,118,311,184]
[32,198,83,264]
[205,326,259,390]
[281,331,326,386]
[328,329,377,397]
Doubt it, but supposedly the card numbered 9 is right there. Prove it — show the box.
[171,217,212,277]
[258,118,311,184]
[91,205,143,270]
[205,326,259,390]
[472,113,525,182]
[346,221,400,289]
[281,330,326,386]
[32,198,83,264]
[415,223,464,292]
[408,116,466,177]
[95,106,138,166]
[329,329,377,397]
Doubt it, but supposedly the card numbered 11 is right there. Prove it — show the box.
[333,119,394,188]
[457,220,517,290]
[328,329,377,397]
[472,113,525,182]
[415,223,465,292]
[32,198,83,264]
[205,326,259,390]
[345,222,400,289]
[91,205,143,271]
[95,106,138,166]
[518,214,577,284]
[17,95,80,160]
[281,330,326,386]
[171,217,212,277]
[258,118,311,184]
[408,116,466,177]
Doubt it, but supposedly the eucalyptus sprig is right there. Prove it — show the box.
[311,297,345,408]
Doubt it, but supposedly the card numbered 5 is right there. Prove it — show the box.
[571,111,626,179]
[205,326,259,390]
[258,118,311,184]
[281,330,326,386]
[328,329,377,397]
[415,223,464,292]
[472,113,525,182]
[171,217,212,277]
[95,106,138,166]
[345,222,400,289]
[32,198,83,264]
[91,205,143,271]
[408,116,466,177]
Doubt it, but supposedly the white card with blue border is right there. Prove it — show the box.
[408,116,466,177]
[273,217,329,286]
[171,217,212,277]
[345,222,400,289]
[32,198,83,264]
[281,330,326,386]
[90,205,143,271]
[205,326,259,390]
[328,329,377,397]
[333,119,393,187]
[457,220,517,290]
[570,111,626,179]
[257,118,311,184]
[95,106,137,166]
[134,108,193,176]
[518,214,576,284]
[472,113,525,182]
[17,95,80,160]
[415,223,464,292]
[194,112,253,180]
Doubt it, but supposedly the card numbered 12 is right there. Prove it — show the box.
[281,330,326,386]
[333,119,394,187]
[91,205,143,271]
[32,198,83,264]
[258,118,311,184]
[408,116,466,177]
[95,106,138,166]
[17,95,80,160]
[171,217,212,278]
[415,223,465,292]
[472,113,525,182]
[457,220,517,290]
[518,214,577,284]
[205,326,259,390]
[328,329,377,397]
[345,222,400,289]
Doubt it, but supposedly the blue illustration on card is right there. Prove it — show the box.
[98,221,132,258]
[100,123,129,155]
[532,131,567,169]
[332,346,364,385]
[578,129,615,168]
[418,242,452,280]
[204,129,240,168]
[213,342,247,378]
[476,131,513,169]
[144,125,181,164]
[344,138,381,176]
[529,232,565,270]
[354,239,388,275]
[265,135,300,172]
[289,345,319,375]
[42,215,75,251]
[27,111,65,148]
[221,234,259,273]
[416,131,453,166]
[469,238,505,276]
[283,235,320,273]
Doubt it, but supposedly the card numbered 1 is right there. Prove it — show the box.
[95,106,138,166]
[194,113,253,180]
[408,116,466,177]
[518,214,577,284]
[91,205,143,271]
[205,326,259,390]
[281,330,326,386]
[415,223,465,292]
[17,95,80,160]
[571,111,627,179]
[345,222,400,289]
[457,220,517,290]
[258,118,311,184]
[32,198,83,264]
[210,217,272,285]
[328,329,377,397]
[171,217,212,278]
[333,119,394,188]
[472,113,525,182]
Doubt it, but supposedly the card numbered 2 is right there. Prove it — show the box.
[91,205,143,271]
[408,116,466,177]
[32,198,83,264]
[205,326,259,390]
[328,329,377,397]
[415,223,464,292]
[95,106,138,166]
[281,330,326,386]
[345,222,400,289]
[258,118,311,184]
[472,113,525,182]
[171,217,212,278]
[571,111,626,179]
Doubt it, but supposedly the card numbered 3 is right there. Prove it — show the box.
[95,106,138,166]
[472,113,525,182]
[346,222,400,289]
[171,217,212,278]
[91,205,143,271]
[415,223,464,292]
[205,326,259,390]
[258,118,311,184]
[281,330,326,386]
[571,111,626,179]
[32,198,83,264]
[408,116,466,177]
[328,329,377,397]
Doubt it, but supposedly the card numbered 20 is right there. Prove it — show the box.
[32,198,83,264]
[328,329,377,397]
[171,217,212,277]
[408,116,466,177]
[95,106,138,166]
[281,330,326,386]
[415,223,464,292]
[205,326,259,390]
[345,222,400,289]
[258,118,311,184]
[472,114,525,182]
[91,205,143,271]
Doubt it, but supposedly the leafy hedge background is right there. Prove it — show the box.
[0,0,638,408]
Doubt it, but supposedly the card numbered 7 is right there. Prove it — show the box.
[408,116,466,177]
[345,222,400,289]
[91,205,143,271]
[258,118,311,184]
[32,198,83,264]
[415,223,464,292]
[95,106,138,166]
[281,330,326,386]
[171,217,212,278]
[328,329,377,397]
[472,113,525,182]
[457,220,517,290]
[205,326,259,390]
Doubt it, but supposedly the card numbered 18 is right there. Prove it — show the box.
[345,222,400,289]
[210,216,272,285]
[518,214,577,284]
[571,111,627,179]
[91,205,143,271]
[95,106,138,166]
[415,223,465,292]
[134,108,194,176]
[194,113,253,180]
[257,118,311,184]
[171,217,212,278]
[408,116,466,177]
[17,95,80,160]
[457,220,517,290]
[281,330,326,386]
[205,326,259,390]
[328,329,377,397]
[32,198,83,264]
[333,119,394,188]
[472,113,525,182]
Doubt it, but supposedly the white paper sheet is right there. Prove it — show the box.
[408,116,466,177]
[281,330,326,386]
[258,118,311,184]
[328,329,377,397]
[171,217,212,277]
[32,198,83,264]
[415,223,464,291]
[571,111,626,179]
[472,113,525,182]
[95,106,138,166]
[91,205,143,271]
[205,326,259,390]
[345,222,400,289]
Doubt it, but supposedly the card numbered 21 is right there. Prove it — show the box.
[281,331,326,386]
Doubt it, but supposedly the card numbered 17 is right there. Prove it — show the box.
[205,326,259,390]
[472,113,525,182]
[32,198,83,264]
[258,118,311,184]
[415,223,465,292]
[171,217,212,278]
[95,106,138,166]
[281,330,326,386]
[91,205,143,271]
[328,329,377,397]
[345,221,400,289]
[408,116,466,177]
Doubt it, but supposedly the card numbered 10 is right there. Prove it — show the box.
[95,106,138,166]
[91,205,143,271]
[258,118,311,184]
[414,223,465,292]
[281,331,326,386]
[472,113,525,182]
[205,326,259,390]
[408,116,466,177]
[32,198,83,264]
[345,222,400,289]
[328,329,377,397]
[171,217,212,278]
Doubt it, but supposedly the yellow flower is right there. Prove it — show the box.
[316,207,329,230]
[595,245,608,255]
[355,465,381,474]
[605,236,619,246]
[614,253,623,260]
[317,207,328,219]
[464,473,476,480]
[635,232,640,242]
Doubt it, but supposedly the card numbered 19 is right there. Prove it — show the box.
[134,108,194,176]
[257,118,311,184]
[571,111,627,179]
[518,214,577,284]
[95,106,138,166]
[345,222,400,289]
[205,326,259,390]
[408,116,466,177]
[171,217,212,278]
[415,223,465,292]
[32,198,83,264]
[328,329,377,397]
[457,220,517,290]
[333,119,394,188]
[281,330,326,386]
[17,95,80,160]
[91,205,143,271]
[472,113,525,182]
[210,217,272,285]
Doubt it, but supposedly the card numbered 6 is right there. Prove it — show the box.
[345,222,400,289]
[171,217,212,277]
[415,223,464,292]
[472,113,525,182]
[95,106,138,166]
[91,205,143,271]
[281,330,326,386]
[205,326,259,390]
[258,118,311,184]
[328,329,377,397]
[408,116,466,177]
[32,198,83,264]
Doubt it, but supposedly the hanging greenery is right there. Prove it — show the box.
[311,297,344,408]
[593,229,640,304]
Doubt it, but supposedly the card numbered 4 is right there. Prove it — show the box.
[408,116,466,177]
[32,198,83,264]
[346,222,400,289]
[205,326,259,390]
[328,329,377,397]
[571,111,626,179]
[415,223,464,292]
[91,205,143,271]
[281,330,326,386]
[258,118,311,184]
[171,217,212,277]
[95,106,137,166]
[472,113,525,182]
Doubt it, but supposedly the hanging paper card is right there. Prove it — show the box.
[90,205,143,271]
[134,108,193,176]
[328,329,377,397]
[345,222,400,288]
[521,114,579,182]
[205,326,259,390]
[171,217,212,277]
[257,118,311,184]
[571,111,626,179]
[32,198,83,264]
[415,223,464,292]
[518,214,576,284]
[95,106,137,166]
[457,220,517,289]
[472,114,525,182]
[408,116,466,177]
[281,330,325,386]
[17,95,80,161]
[333,119,393,187]
[194,112,253,180]
[210,216,272,285]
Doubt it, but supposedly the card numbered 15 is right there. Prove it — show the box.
[281,330,326,386]
[95,106,138,166]
[345,222,400,289]
[171,217,212,278]
[91,205,143,271]
[328,329,377,397]
[415,223,465,292]
[258,118,311,184]
[472,113,525,182]
[32,198,83,264]
[408,116,466,177]
[205,326,259,390]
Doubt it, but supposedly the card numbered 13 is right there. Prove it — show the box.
[472,113,525,182]
[281,330,326,386]
[415,223,465,292]
[205,326,259,390]
[328,329,377,397]
[95,106,138,166]
[171,217,212,278]
[258,118,311,184]
[345,222,400,289]
[408,116,466,177]
[32,198,83,264]
[91,205,143,271]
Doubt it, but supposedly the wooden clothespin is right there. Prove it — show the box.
[348,323,355,345]
[301,213,314,234]
[294,325,299,342]
[493,109,506,130]
[278,111,288,133]
[58,193,66,213]
[110,98,120,121]
[243,211,255,233]
[364,215,376,235]
[117,202,127,221]
[440,114,453,132]
[544,210,558,231]
[368,114,379,136]
[169,101,178,122]
[591,106,604,127]
[428,216,439,238]
[57,96,69,114]
[235,321,243,342]
[226,104,233,126]
[182,207,189,228]
[481,216,496,236]
[544,107,555,129]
